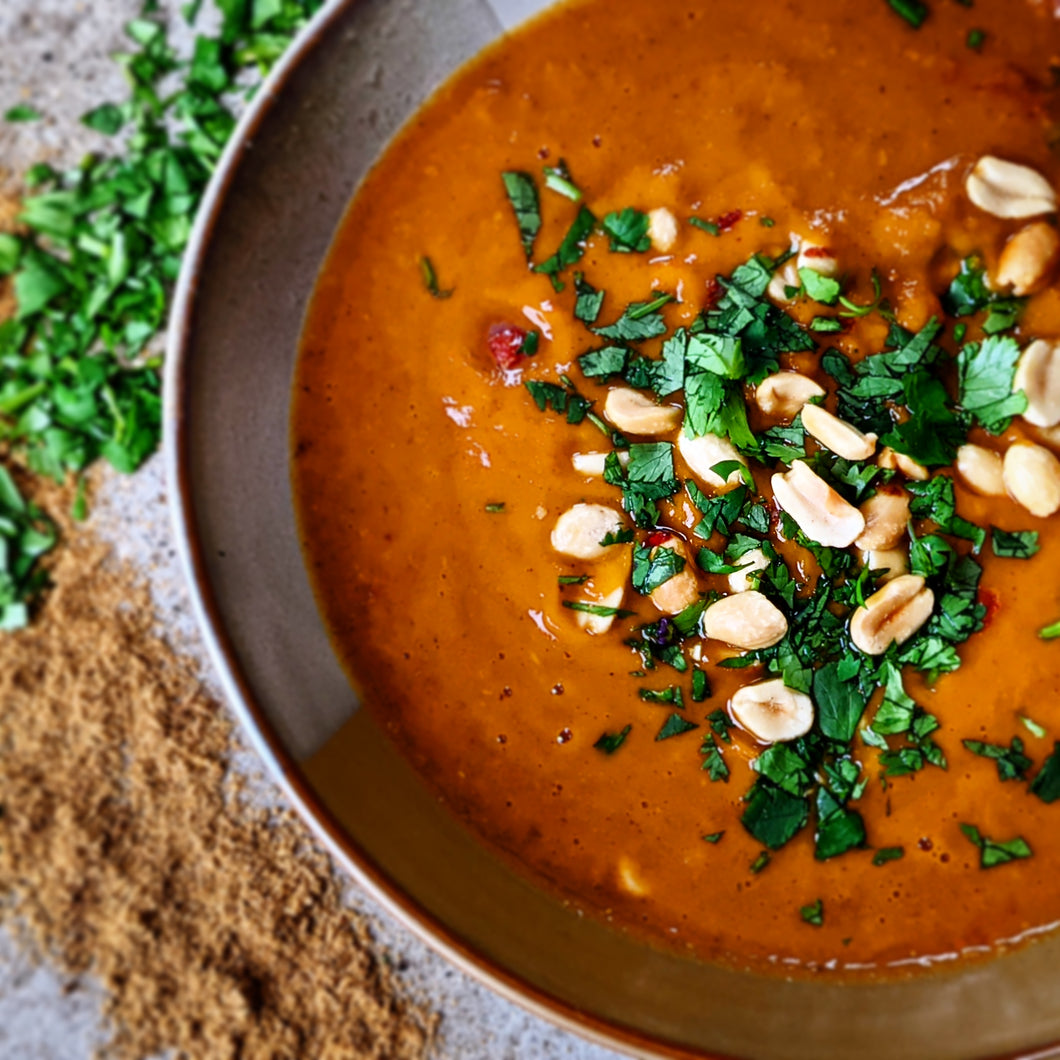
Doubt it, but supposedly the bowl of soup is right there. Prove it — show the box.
[166,0,1060,1055]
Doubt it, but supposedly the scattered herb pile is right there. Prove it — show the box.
[0,0,324,628]
[495,158,1060,908]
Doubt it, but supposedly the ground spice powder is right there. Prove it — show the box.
[0,478,436,1059]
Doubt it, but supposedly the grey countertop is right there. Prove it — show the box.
[0,3,622,1057]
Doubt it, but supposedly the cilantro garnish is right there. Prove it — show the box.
[702,831,725,844]
[962,737,1032,782]
[656,712,699,741]
[501,171,541,258]
[594,725,633,755]
[419,256,453,299]
[1039,621,1060,641]
[573,272,605,324]
[691,668,711,702]
[484,502,506,513]
[886,0,929,28]
[699,734,730,781]
[592,296,669,342]
[0,465,57,629]
[990,528,1039,559]
[956,335,1027,435]
[557,574,588,586]
[1021,715,1048,739]
[960,824,1032,869]
[688,217,720,236]
[1030,744,1060,803]
[534,205,596,291]
[632,542,686,594]
[578,345,629,379]
[601,208,651,253]
[966,28,986,50]
[542,160,582,202]
[813,660,868,742]
[749,851,771,874]
[742,780,809,849]
[639,686,683,705]
[563,600,636,619]
[524,379,592,424]
[798,267,840,306]
[799,899,824,927]
[873,846,905,866]
[943,257,1024,335]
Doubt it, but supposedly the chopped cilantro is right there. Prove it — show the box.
[813,661,868,742]
[524,379,591,424]
[656,712,699,741]
[691,668,712,702]
[640,686,684,706]
[741,779,809,849]
[809,317,843,333]
[885,0,929,28]
[520,330,540,356]
[592,297,669,342]
[484,502,506,513]
[534,205,596,291]
[601,208,651,253]
[990,528,1039,559]
[632,542,686,594]
[944,257,1024,335]
[689,217,720,236]
[962,737,1032,781]
[542,160,582,202]
[578,345,629,379]
[0,465,57,629]
[753,744,812,797]
[501,171,541,259]
[749,851,772,874]
[873,846,905,866]
[557,574,588,586]
[960,823,1032,869]
[702,831,725,844]
[562,600,636,618]
[594,725,633,755]
[1021,714,1048,739]
[815,787,866,860]
[957,335,1027,435]
[798,267,841,306]
[966,28,986,50]
[1030,743,1060,803]
[1039,620,1060,641]
[799,899,824,927]
[600,528,635,546]
[700,733,730,781]
[419,256,453,299]
[573,272,605,324]
[4,105,42,123]
[759,217,776,228]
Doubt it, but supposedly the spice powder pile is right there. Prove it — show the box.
[0,475,436,1056]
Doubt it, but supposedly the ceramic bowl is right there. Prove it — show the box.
[164,1,1060,1056]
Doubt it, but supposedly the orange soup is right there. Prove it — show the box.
[293,0,1060,973]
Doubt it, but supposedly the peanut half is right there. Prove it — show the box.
[571,450,630,477]
[648,207,678,253]
[965,156,1057,219]
[956,444,1006,497]
[755,371,825,420]
[801,403,877,461]
[649,538,701,615]
[860,548,908,583]
[878,446,929,481]
[996,222,1060,297]
[701,591,788,650]
[1014,339,1060,429]
[575,585,626,636]
[677,431,748,490]
[771,460,865,548]
[1003,441,1060,518]
[551,503,627,560]
[855,486,911,551]
[849,574,935,656]
[603,387,682,436]
[731,679,815,745]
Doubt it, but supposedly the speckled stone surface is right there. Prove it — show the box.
[0,4,623,1058]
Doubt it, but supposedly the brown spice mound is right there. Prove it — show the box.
[0,478,436,1059]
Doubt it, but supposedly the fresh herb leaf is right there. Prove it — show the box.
[814,661,868,742]
[501,171,541,259]
[557,574,588,586]
[484,502,506,513]
[639,685,684,705]
[525,380,591,424]
[741,779,810,849]
[535,205,596,291]
[542,160,582,202]
[966,28,986,50]
[573,272,605,324]
[799,899,824,927]
[601,208,651,253]
[702,831,725,844]
[5,104,42,122]
[1030,743,1060,803]
[563,600,636,619]
[957,335,1027,435]
[962,737,1032,781]
[578,345,629,379]
[1021,714,1048,739]
[594,725,633,755]
[1039,620,1060,641]
[419,256,453,299]
[656,712,699,741]
[798,267,841,306]
[632,542,687,594]
[960,823,1032,869]
[990,527,1039,559]
[691,668,711,702]
[689,217,720,236]
[815,787,866,860]
[886,0,929,28]
[873,846,905,866]
[592,297,669,342]
[749,851,771,874]
[699,733,730,781]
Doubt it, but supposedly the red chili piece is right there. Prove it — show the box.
[487,323,528,370]
[716,209,743,232]
[800,244,834,259]
[646,530,674,548]
[977,587,1001,630]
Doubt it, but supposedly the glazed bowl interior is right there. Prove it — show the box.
[166,1,1060,1057]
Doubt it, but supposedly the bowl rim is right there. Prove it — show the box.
[161,4,1060,1059]
[161,2,724,1057]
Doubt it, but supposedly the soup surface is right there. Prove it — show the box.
[293,0,1060,973]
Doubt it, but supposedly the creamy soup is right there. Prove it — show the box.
[293,0,1060,973]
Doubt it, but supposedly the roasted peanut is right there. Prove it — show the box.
[1014,339,1060,429]
[767,259,799,303]
[965,156,1057,219]
[801,403,877,461]
[551,503,627,560]
[996,222,1060,297]
[677,431,747,490]
[1003,441,1060,518]
[771,460,865,548]
[649,538,701,615]
[855,486,911,551]
[730,678,815,745]
[955,444,1006,497]
[701,591,788,650]
[860,548,908,583]
[754,372,825,419]
[796,242,839,278]
[571,450,630,477]
[849,574,935,656]
[648,207,678,253]
[728,547,770,593]
[603,387,682,436]
[878,446,929,481]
